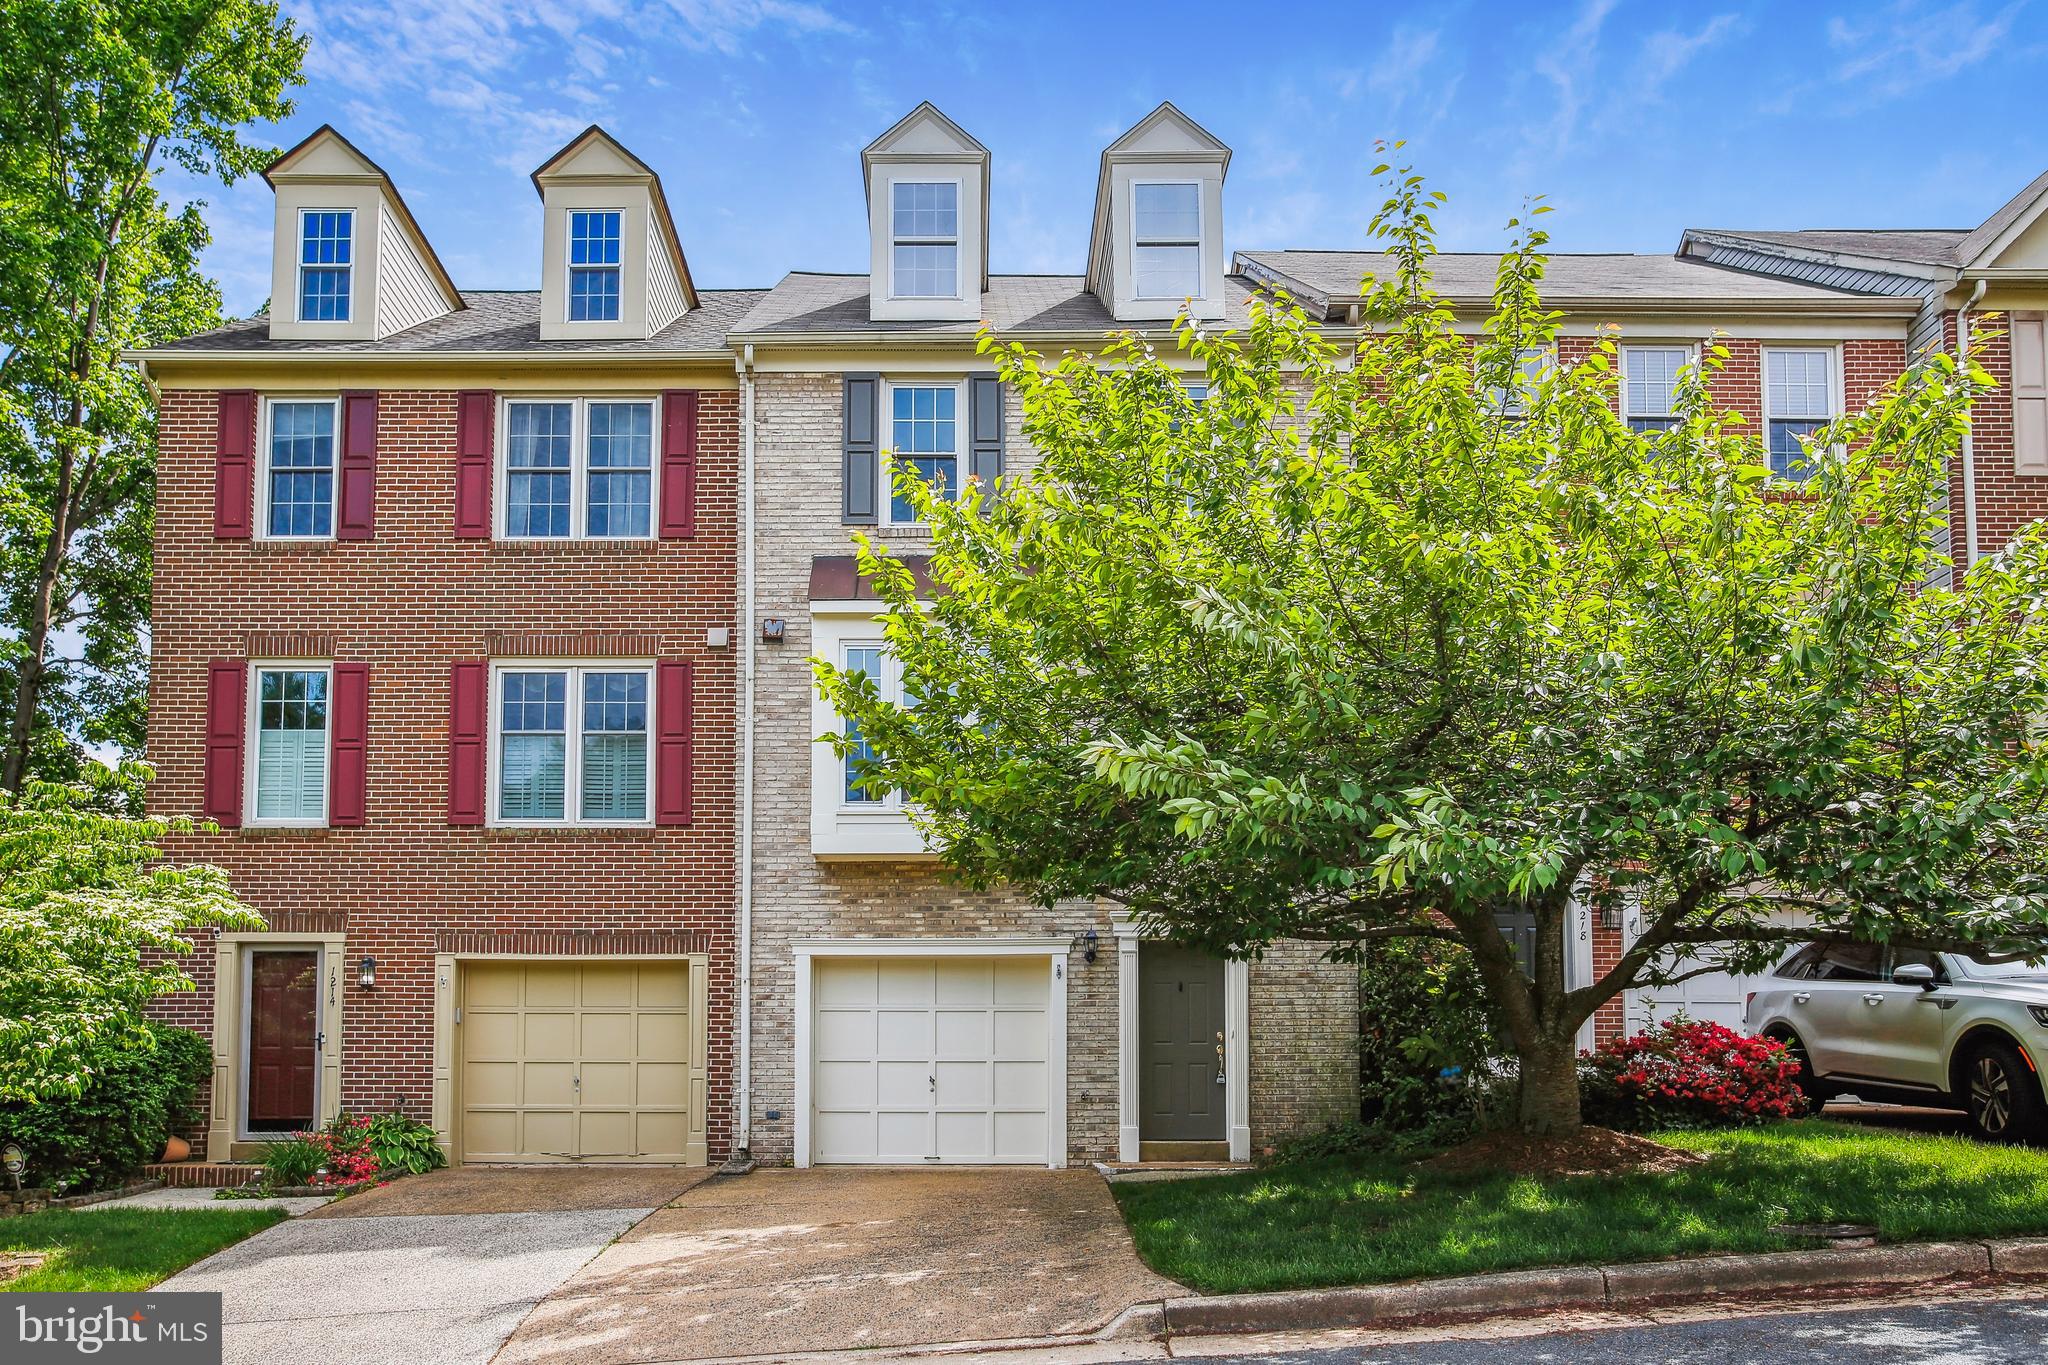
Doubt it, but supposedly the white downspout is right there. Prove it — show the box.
[1959,278,1988,569]
[737,341,757,1157]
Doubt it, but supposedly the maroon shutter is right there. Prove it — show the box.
[447,661,487,824]
[329,662,368,826]
[659,390,699,539]
[655,659,693,826]
[203,660,247,826]
[454,391,494,537]
[214,391,256,538]
[336,392,378,540]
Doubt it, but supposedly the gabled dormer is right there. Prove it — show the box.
[533,126,697,342]
[862,103,989,323]
[1085,102,1231,322]
[263,125,462,341]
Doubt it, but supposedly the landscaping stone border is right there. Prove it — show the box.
[0,1179,163,1217]
[1102,1239,2048,1340]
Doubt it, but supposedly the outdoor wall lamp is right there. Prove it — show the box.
[358,956,377,990]
[1083,929,1099,964]
[760,617,787,643]
[1600,906,1623,931]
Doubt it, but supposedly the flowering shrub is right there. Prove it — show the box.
[261,1110,444,1189]
[1581,1018,1808,1131]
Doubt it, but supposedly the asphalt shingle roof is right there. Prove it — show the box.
[729,273,1264,336]
[147,288,766,354]
[1236,250,1892,305]
[1686,229,1970,267]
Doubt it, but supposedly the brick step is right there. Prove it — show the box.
[143,1162,264,1188]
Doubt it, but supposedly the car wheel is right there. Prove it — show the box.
[1959,1039,2047,1143]
[1772,1030,1829,1109]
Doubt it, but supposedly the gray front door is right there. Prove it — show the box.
[1139,944,1226,1142]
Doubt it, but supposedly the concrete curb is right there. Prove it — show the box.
[1105,1238,2048,1341]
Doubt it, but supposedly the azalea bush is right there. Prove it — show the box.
[1583,1018,1808,1130]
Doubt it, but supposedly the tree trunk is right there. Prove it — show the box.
[1514,1032,1583,1135]
[3,505,68,792]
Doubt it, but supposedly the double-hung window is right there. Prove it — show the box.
[262,398,337,538]
[890,182,959,299]
[568,210,623,322]
[884,381,960,524]
[298,210,352,322]
[249,665,329,824]
[501,397,655,539]
[1133,183,1202,299]
[1623,347,1688,432]
[1764,348,1836,481]
[495,664,652,825]
[839,643,914,806]
[1488,347,1551,420]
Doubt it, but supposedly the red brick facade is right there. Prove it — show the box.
[146,383,741,1161]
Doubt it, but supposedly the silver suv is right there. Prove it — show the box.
[1745,942,2048,1143]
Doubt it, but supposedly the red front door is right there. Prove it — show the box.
[247,950,319,1133]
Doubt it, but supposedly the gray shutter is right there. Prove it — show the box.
[969,374,1004,491]
[843,373,879,524]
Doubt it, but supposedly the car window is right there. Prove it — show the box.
[1778,944,1826,980]
[1810,942,1882,982]
[1886,948,1949,985]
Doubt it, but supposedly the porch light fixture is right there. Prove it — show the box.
[358,956,377,990]
[760,617,787,643]
[1600,906,1623,931]
[1082,929,1099,964]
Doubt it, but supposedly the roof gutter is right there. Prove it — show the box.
[122,347,739,366]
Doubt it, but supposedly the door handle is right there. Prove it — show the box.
[314,1031,326,1052]
[1215,1031,1226,1085]
[1863,993,1885,1005]
[1792,992,1810,1005]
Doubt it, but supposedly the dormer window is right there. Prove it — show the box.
[890,182,959,298]
[298,210,353,321]
[1132,183,1202,299]
[568,210,623,321]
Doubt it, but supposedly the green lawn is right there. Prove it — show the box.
[0,1207,287,1292]
[1112,1120,2048,1294]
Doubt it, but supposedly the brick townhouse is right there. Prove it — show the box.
[135,100,2048,1169]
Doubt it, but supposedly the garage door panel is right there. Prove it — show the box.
[816,1060,875,1109]
[877,1060,931,1107]
[816,961,877,1007]
[637,964,688,1008]
[935,1060,990,1106]
[460,961,696,1164]
[879,959,937,1005]
[812,955,1051,1166]
[935,1010,991,1056]
[878,1009,934,1055]
[523,1012,577,1059]
[993,1010,1046,1060]
[993,1111,1046,1160]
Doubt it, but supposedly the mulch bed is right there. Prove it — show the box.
[1420,1125,1709,1178]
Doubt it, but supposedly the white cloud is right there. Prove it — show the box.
[1365,26,1442,109]
[1827,0,2019,95]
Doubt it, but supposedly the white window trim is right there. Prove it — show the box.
[1130,179,1205,302]
[244,659,333,828]
[295,207,355,325]
[811,608,932,859]
[494,394,661,542]
[1488,345,1555,418]
[486,659,657,829]
[255,396,341,543]
[1761,343,1845,480]
[834,637,908,812]
[791,937,1070,1169]
[885,175,964,302]
[879,378,967,528]
[564,207,627,324]
[1621,343,1697,428]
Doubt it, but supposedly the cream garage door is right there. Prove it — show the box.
[813,957,1049,1164]
[461,961,694,1162]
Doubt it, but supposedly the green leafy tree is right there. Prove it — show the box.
[0,765,259,1102]
[0,0,305,789]
[819,162,2048,1136]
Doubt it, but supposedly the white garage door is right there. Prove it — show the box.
[812,957,1049,1164]
[1622,911,1802,1035]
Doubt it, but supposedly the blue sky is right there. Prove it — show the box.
[182,0,2048,315]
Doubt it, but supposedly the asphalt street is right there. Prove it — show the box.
[1171,1293,2048,1364]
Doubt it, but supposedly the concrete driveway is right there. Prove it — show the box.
[159,1167,713,1365]
[497,1167,1187,1363]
